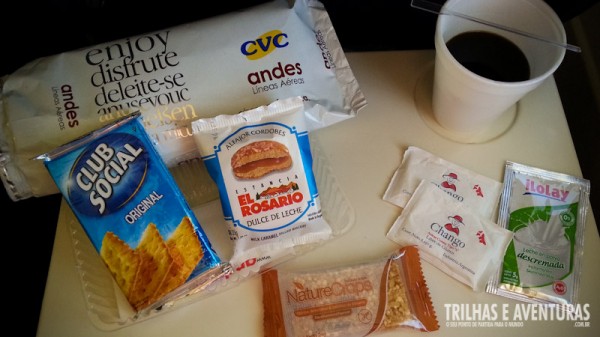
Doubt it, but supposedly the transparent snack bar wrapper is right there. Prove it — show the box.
[261,246,439,337]
[486,161,591,308]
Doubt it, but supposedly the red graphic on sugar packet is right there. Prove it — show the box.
[441,172,458,191]
[444,215,464,235]
[476,230,486,245]
[473,184,484,197]
[445,215,486,245]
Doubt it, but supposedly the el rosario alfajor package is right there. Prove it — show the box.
[37,113,227,313]
[191,97,333,275]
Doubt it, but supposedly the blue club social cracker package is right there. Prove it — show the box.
[37,113,225,312]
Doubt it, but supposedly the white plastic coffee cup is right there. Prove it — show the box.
[432,0,566,133]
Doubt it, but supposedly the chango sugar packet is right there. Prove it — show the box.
[191,96,332,275]
[387,180,513,292]
[0,0,366,201]
[261,246,439,337]
[383,146,502,220]
[486,161,590,308]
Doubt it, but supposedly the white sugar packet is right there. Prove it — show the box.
[383,146,502,220]
[386,180,513,292]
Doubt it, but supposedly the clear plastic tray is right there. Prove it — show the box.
[66,137,355,330]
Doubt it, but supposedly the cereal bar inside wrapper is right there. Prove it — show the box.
[261,246,439,337]
[37,113,227,313]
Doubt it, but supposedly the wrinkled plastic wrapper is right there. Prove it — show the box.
[261,246,439,337]
[0,0,366,201]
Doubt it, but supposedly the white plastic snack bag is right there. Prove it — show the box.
[383,146,502,220]
[487,162,590,308]
[0,0,366,201]
[387,180,513,292]
[191,96,332,274]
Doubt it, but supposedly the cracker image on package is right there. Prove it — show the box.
[37,114,225,312]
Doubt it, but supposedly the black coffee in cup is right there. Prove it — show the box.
[446,31,530,82]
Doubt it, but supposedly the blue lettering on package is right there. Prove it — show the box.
[69,133,147,216]
[240,30,289,59]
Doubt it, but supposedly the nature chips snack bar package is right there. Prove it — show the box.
[37,113,226,312]
[261,246,439,337]
[0,0,366,201]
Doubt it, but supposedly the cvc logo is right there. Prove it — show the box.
[240,30,289,60]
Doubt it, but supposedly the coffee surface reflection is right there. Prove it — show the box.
[446,31,530,82]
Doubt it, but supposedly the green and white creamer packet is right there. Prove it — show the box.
[487,161,590,308]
